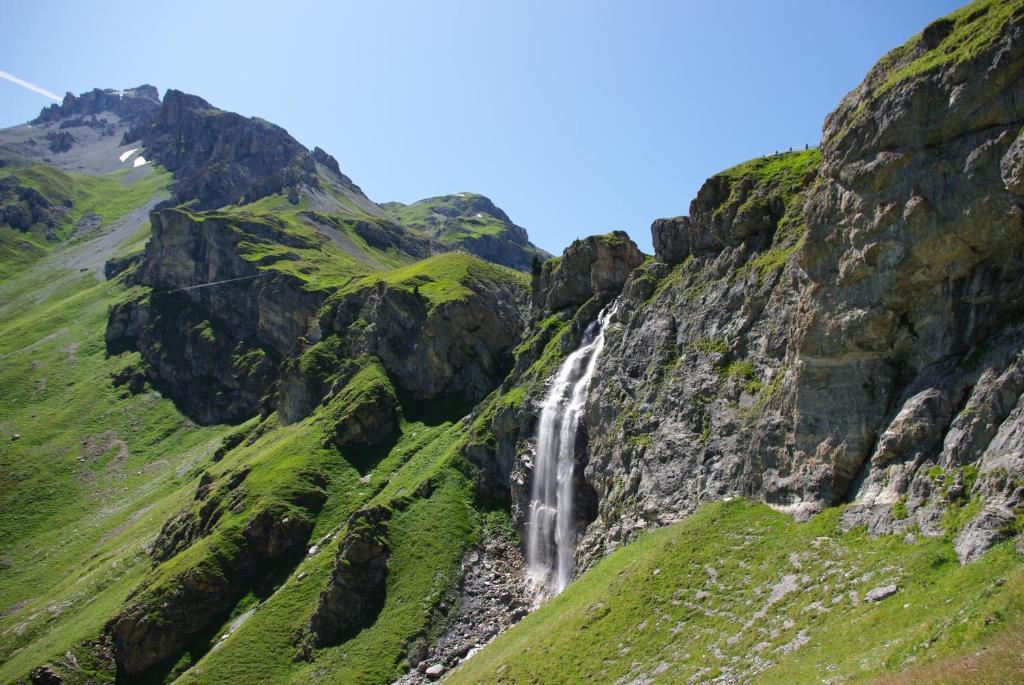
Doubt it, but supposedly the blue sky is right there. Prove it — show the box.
[1,0,963,254]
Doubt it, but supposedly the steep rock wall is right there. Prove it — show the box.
[802,2,1024,560]
[106,208,326,423]
[579,2,1024,566]
[476,1,1024,578]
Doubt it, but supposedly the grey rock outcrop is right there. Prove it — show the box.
[125,89,320,209]
[471,2,1024,579]
[801,6,1024,555]
[106,208,326,423]
[531,231,645,313]
[864,584,898,602]
[307,506,391,646]
[34,85,161,127]
[595,4,1024,565]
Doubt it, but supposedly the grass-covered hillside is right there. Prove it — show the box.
[174,416,484,685]
[0,164,170,278]
[335,252,530,310]
[0,153,523,685]
[383,193,550,271]
[164,180,441,294]
[450,499,1024,684]
[0,167,227,682]
[385,194,515,244]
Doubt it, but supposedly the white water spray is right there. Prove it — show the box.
[526,303,617,600]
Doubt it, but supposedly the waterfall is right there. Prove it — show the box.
[526,303,617,599]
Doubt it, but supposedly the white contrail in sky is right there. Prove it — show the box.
[0,69,61,102]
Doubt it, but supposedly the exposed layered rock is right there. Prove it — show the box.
[801,4,1024,558]
[278,255,528,425]
[468,2,1024,580]
[33,85,161,127]
[323,284,523,405]
[346,216,436,260]
[576,154,817,562]
[106,208,326,423]
[306,506,392,648]
[587,2,1024,569]
[123,89,321,209]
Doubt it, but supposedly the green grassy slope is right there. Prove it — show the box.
[0,164,519,684]
[171,196,419,293]
[383,194,549,270]
[449,500,1024,685]
[384,194,513,245]
[333,252,530,310]
[169,410,485,685]
[0,171,230,683]
[0,164,171,278]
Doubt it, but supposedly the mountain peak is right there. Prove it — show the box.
[33,85,161,125]
[384,192,551,270]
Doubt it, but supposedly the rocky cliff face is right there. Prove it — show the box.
[278,254,528,424]
[471,0,1024,577]
[530,230,645,313]
[106,208,327,423]
[124,89,322,209]
[34,85,161,127]
[801,1,1024,561]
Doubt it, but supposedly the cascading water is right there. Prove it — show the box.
[526,303,617,600]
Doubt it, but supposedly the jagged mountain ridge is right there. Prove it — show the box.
[2,1,1024,684]
[4,85,548,425]
[0,84,548,277]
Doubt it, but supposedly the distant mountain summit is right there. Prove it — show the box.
[0,84,549,272]
[33,85,161,127]
[383,193,551,271]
